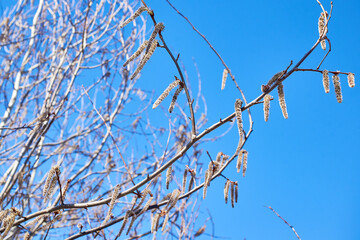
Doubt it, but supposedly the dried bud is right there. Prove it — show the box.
[322,70,330,93]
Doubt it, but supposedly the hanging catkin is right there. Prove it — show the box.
[168,86,183,113]
[131,40,158,80]
[153,78,181,109]
[348,73,355,88]
[120,6,149,29]
[221,69,228,90]
[146,22,165,53]
[166,165,172,189]
[123,40,149,67]
[332,74,342,103]
[43,165,60,203]
[242,150,248,177]
[318,12,328,50]
[224,180,230,204]
[277,82,288,119]
[235,99,243,141]
[182,169,187,193]
[263,94,271,122]
[322,70,330,93]
[103,184,121,225]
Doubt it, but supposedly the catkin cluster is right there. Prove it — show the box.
[237,149,248,177]
[153,77,183,112]
[43,165,61,203]
[224,181,238,208]
[0,208,20,240]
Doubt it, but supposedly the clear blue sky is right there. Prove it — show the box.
[1,1,358,239]
[142,1,360,239]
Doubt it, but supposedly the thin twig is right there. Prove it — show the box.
[266,206,301,240]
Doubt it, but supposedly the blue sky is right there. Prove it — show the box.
[0,1,358,239]
[143,0,360,239]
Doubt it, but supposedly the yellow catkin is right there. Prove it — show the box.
[263,94,271,122]
[322,70,330,93]
[168,86,183,113]
[234,181,238,203]
[146,23,165,53]
[166,165,172,189]
[242,150,248,177]
[120,6,149,29]
[277,82,288,119]
[224,180,230,204]
[182,170,187,193]
[161,212,169,232]
[221,69,228,90]
[153,79,181,109]
[103,184,120,225]
[130,40,158,80]
[231,182,235,208]
[235,99,243,141]
[348,73,355,88]
[332,74,342,103]
[123,40,149,67]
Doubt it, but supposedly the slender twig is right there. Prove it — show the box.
[266,206,301,240]
[82,85,137,188]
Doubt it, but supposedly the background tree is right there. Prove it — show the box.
[0,0,358,239]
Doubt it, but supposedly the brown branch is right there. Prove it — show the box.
[266,206,301,240]
[316,37,331,69]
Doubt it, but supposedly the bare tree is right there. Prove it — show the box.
[0,0,355,239]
